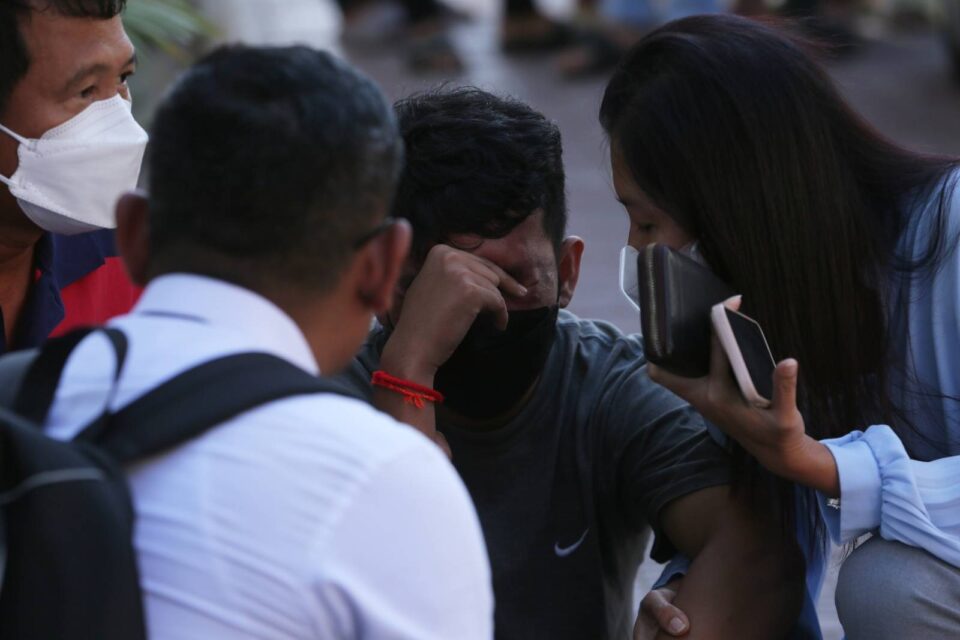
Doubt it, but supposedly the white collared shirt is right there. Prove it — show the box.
[44,274,493,640]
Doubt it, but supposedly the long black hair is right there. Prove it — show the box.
[600,14,959,542]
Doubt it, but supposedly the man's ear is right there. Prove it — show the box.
[557,236,584,308]
[357,218,412,313]
[115,190,151,286]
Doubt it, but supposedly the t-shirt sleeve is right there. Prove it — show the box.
[311,443,494,639]
[331,332,384,402]
[595,344,731,562]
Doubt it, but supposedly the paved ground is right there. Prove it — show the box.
[344,19,960,639]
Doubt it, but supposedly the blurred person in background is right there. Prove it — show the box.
[340,0,581,73]
[602,14,960,639]
[42,45,494,639]
[339,0,468,72]
[195,0,344,57]
[0,0,145,354]
[340,86,805,640]
[554,0,859,80]
[555,0,721,78]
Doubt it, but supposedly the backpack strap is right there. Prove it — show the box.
[77,352,359,465]
[0,349,39,410]
[11,328,128,425]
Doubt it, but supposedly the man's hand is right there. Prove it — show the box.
[375,244,525,454]
[648,297,839,497]
[634,579,689,639]
[381,244,527,385]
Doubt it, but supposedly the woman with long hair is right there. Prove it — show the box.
[601,14,960,639]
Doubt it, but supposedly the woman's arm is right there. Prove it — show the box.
[818,425,960,567]
[646,299,839,497]
[650,309,960,568]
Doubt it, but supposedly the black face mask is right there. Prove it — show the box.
[434,306,559,421]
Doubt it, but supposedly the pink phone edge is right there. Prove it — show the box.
[710,303,772,409]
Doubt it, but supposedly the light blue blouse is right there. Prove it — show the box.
[817,170,960,565]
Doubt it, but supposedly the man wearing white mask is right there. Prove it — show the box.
[0,0,147,353]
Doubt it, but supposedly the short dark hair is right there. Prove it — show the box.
[0,0,126,114]
[147,45,403,293]
[393,87,566,260]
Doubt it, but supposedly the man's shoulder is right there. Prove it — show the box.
[554,310,646,370]
[48,230,121,284]
[47,230,141,336]
[545,311,688,424]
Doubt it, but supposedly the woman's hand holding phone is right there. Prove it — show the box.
[647,296,841,498]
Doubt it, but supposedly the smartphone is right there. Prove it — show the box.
[637,244,734,377]
[710,303,776,408]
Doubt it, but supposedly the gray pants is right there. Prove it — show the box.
[835,536,960,639]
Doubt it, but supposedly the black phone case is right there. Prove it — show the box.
[637,244,735,377]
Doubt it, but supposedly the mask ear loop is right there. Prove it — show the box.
[0,123,28,187]
[0,122,28,146]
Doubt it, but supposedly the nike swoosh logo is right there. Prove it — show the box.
[554,528,589,557]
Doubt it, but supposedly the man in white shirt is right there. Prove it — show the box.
[40,45,493,639]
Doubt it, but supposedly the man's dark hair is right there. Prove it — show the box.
[147,45,403,294]
[0,1,126,114]
[393,87,566,260]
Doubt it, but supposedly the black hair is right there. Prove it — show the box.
[393,87,567,260]
[600,14,959,544]
[0,0,126,114]
[147,45,403,294]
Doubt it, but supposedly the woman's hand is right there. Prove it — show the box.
[648,298,840,497]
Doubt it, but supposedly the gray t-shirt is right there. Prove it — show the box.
[340,310,731,640]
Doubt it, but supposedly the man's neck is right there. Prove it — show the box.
[0,204,43,347]
[0,198,43,256]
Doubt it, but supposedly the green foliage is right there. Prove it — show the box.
[123,0,218,61]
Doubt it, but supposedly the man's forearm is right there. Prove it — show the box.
[661,507,804,639]
[375,342,449,456]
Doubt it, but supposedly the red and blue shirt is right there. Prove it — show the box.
[0,229,141,353]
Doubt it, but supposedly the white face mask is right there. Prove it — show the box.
[618,240,707,311]
[619,244,641,311]
[0,94,148,235]
[678,240,707,267]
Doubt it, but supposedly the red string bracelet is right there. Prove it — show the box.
[371,371,444,409]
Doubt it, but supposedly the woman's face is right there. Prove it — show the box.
[611,147,693,251]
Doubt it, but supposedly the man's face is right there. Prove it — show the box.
[391,210,572,322]
[0,10,135,220]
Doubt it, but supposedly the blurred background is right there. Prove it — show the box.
[126,1,960,637]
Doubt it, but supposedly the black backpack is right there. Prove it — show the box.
[0,328,356,639]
